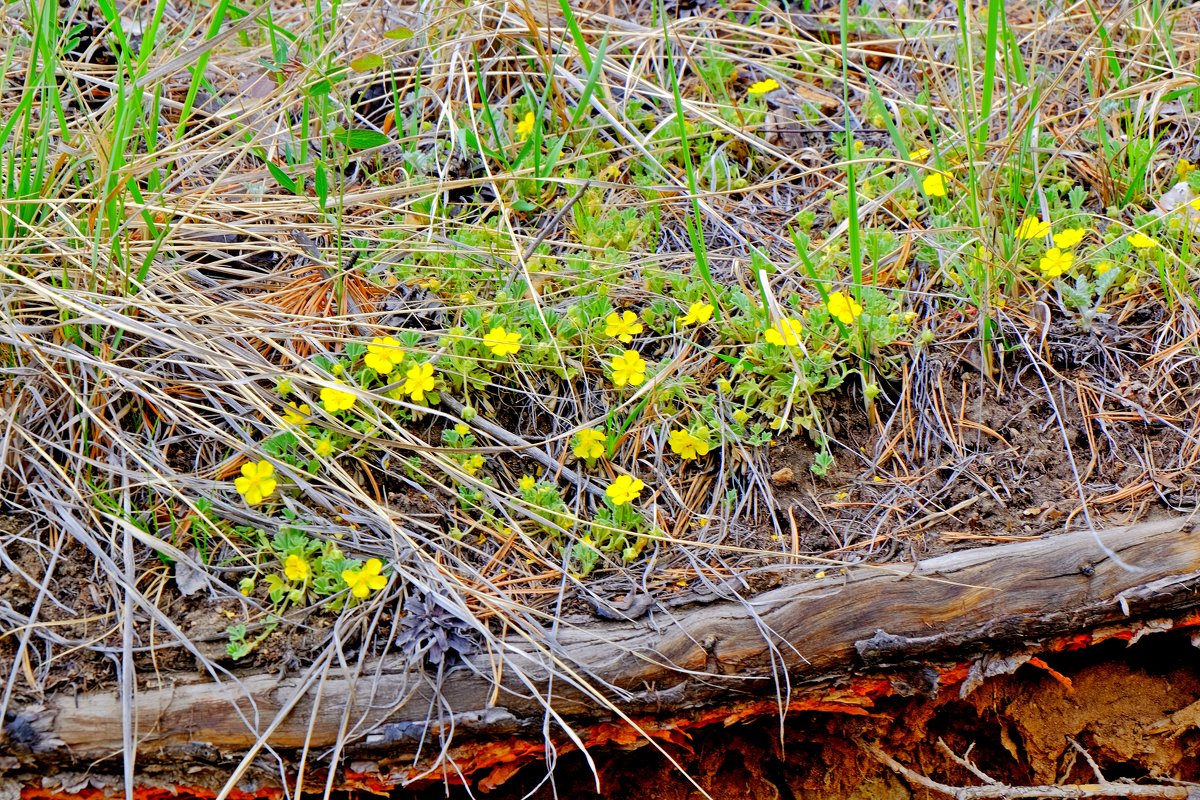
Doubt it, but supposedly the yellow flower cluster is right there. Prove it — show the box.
[284,554,310,582]
[922,172,947,197]
[234,460,276,505]
[403,362,436,403]
[282,401,310,426]
[516,112,535,138]
[747,78,779,97]
[678,302,714,327]
[609,350,646,387]
[764,317,803,347]
[1016,217,1050,239]
[605,311,643,343]
[606,474,644,506]
[364,336,405,374]
[826,291,863,326]
[669,427,711,460]
[484,326,522,356]
[321,382,356,413]
[1039,248,1073,278]
[342,558,387,599]
[1033,224,1089,279]
[573,428,606,460]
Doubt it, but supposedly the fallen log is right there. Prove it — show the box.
[4,514,1200,793]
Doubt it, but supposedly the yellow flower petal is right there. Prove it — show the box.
[1016,217,1051,239]
[921,172,947,197]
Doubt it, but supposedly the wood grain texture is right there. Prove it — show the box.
[7,515,1200,764]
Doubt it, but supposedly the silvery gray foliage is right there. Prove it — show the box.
[396,591,476,667]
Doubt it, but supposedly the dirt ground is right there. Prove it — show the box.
[417,631,1200,799]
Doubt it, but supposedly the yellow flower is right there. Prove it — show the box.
[403,362,436,403]
[908,147,930,162]
[764,317,803,347]
[364,336,406,375]
[284,554,310,582]
[826,291,863,325]
[733,409,750,424]
[454,423,470,436]
[282,402,310,426]
[1178,159,1196,180]
[1094,261,1114,275]
[516,112,535,138]
[921,172,947,197]
[1127,232,1157,249]
[483,326,522,356]
[1051,227,1087,249]
[604,310,643,343]
[609,350,647,388]
[573,428,607,460]
[747,78,780,96]
[313,435,335,458]
[275,377,294,396]
[320,382,356,413]
[678,302,714,326]
[1016,217,1051,239]
[669,427,711,460]
[1190,197,1200,212]
[1039,248,1074,278]
[462,454,486,475]
[234,460,277,505]
[342,558,387,599]
[519,475,536,491]
[606,474,645,506]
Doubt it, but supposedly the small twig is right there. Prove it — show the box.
[937,739,999,786]
[501,181,592,293]
[519,181,591,266]
[1068,738,1108,786]
[861,741,1195,799]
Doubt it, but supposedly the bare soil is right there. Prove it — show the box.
[419,632,1200,799]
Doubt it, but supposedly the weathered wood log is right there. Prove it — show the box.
[5,515,1200,778]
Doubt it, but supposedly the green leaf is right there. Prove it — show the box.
[262,431,299,455]
[332,127,390,150]
[383,26,413,40]
[461,127,480,151]
[314,162,329,209]
[349,53,383,71]
[266,162,298,194]
[307,79,332,97]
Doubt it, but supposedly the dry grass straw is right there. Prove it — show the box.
[1,0,1200,792]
